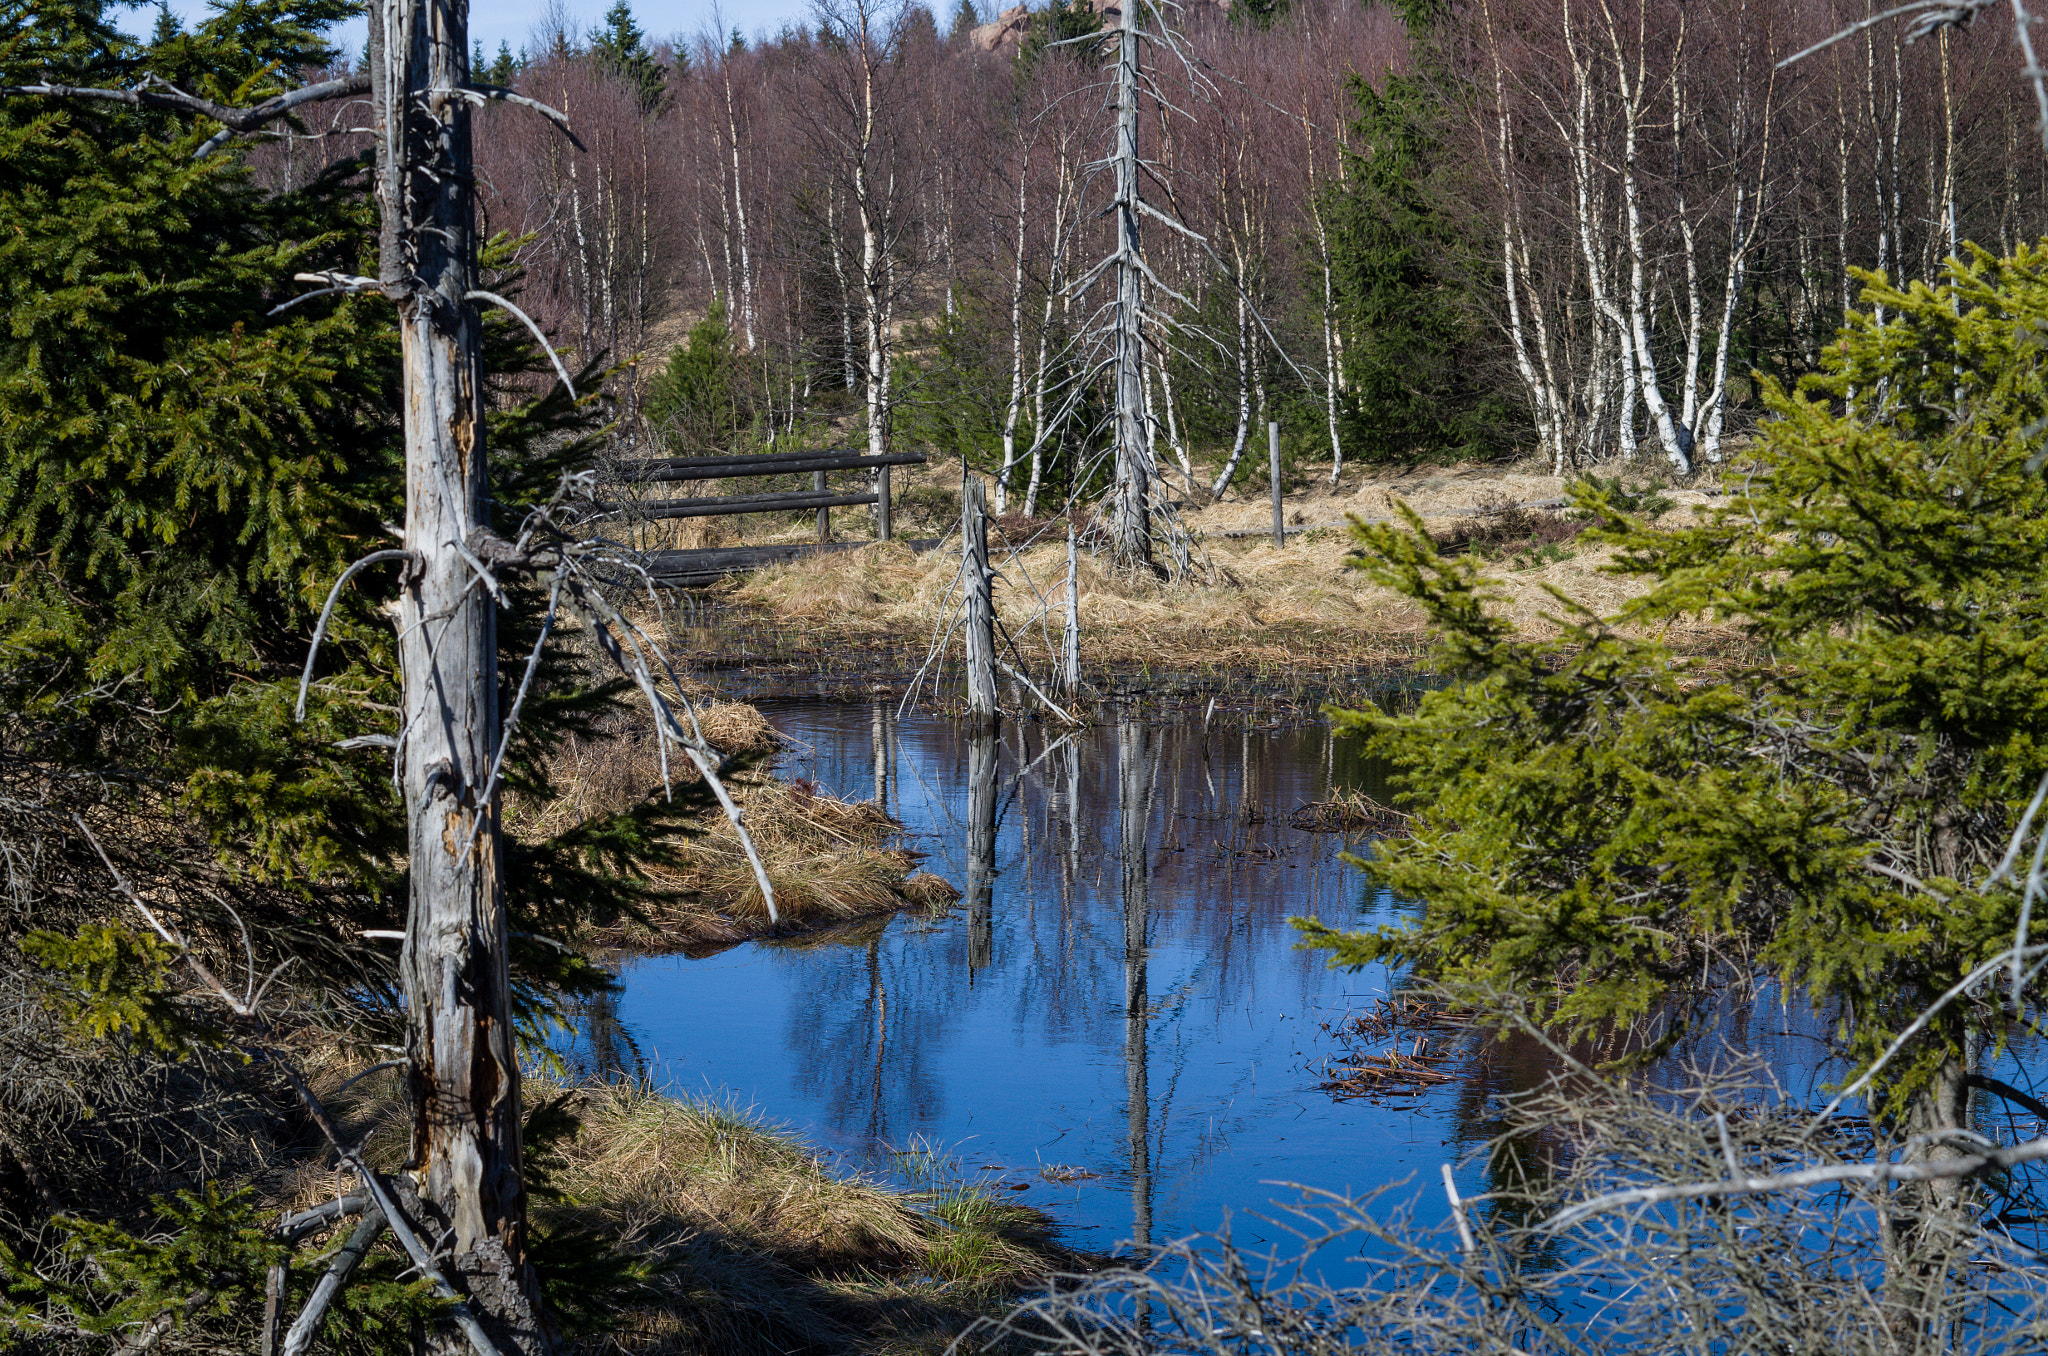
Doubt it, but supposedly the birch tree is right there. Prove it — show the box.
[799,0,933,533]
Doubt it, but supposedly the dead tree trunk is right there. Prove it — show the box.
[368,2,546,1349]
[961,476,999,733]
[1110,0,1154,569]
[1060,521,1081,697]
[5,6,554,1351]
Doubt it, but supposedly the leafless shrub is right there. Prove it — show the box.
[973,1060,2048,1355]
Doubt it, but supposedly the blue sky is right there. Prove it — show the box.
[117,0,841,64]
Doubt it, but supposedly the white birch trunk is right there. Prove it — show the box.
[1210,279,1253,497]
[722,64,756,351]
[997,154,1030,513]
[1606,17,1690,474]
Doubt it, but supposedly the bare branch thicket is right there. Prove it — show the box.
[976,1056,2048,1355]
[987,749,2048,1354]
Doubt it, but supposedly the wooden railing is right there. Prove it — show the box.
[599,446,927,541]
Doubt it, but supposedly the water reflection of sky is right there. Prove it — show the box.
[566,701,1864,1267]
[567,701,1470,1258]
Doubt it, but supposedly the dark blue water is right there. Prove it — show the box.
[567,701,1838,1261]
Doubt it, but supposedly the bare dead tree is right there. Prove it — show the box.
[4,4,769,1352]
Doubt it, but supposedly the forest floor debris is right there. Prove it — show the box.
[1316,994,1472,1102]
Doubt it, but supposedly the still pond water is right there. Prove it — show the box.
[561,700,1815,1262]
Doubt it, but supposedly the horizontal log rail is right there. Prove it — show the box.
[602,447,927,544]
[642,537,947,583]
[592,489,881,521]
[615,448,927,483]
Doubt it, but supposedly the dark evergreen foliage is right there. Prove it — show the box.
[589,0,666,109]
[0,1,706,1345]
[1325,70,1515,464]
[1303,246,2048,1117]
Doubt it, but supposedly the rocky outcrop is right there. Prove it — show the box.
[969,4,1031,53]
[967,0,1230,57]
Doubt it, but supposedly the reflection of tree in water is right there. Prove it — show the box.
[1428,980,1850,1249]
[740,703,1385,1211]
[1121,717,1155,1250]
[967,731,997,973]
[559,981,645,1084]
[772,919,951,1145]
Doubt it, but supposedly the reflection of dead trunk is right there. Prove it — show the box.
[865,936,887,1141]
[871,702,889,811]
[1879,1055,1974,1339]
[584,987,629,1084]
[966,731,999,974]
[1119,718,1154,1250]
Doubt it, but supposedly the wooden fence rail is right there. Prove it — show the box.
[592,489,880,520]
[615,448,925,483]
[601,446,927,537]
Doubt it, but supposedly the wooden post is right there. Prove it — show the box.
[815,469,829,543]
[1269,419,1283,549]
[877,464,893,541]
[962,476,998,732]
[1061,520,1081,697]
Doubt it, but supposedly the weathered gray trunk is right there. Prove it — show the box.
[1060,522,1081,697]
[370,1,544,1350]
[1110,0,1153,568]
[961,477,998,732]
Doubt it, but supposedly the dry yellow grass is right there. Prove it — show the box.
[725,472,1736,671]
[531,1077,1083,1355]
[618,777,958,946]
[501,699,955,951]
[284,1060,1073,1356]
[513,700,784,838]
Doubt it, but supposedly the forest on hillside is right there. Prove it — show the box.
[275,0,2048,494]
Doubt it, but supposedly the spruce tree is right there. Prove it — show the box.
[0,1,695,1345]
[1326,70,1510,463]
[589,0,665,109]
[1304,245,2048,1144]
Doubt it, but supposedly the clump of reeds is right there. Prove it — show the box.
[1286,788,1409,834]
[506,699,953,949]
[1315,993,1470,1103]
[530,1076,1080,1355]
[512,700,786,838]
[594,774,954,950]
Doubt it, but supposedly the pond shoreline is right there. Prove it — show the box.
[662,594,1435,721]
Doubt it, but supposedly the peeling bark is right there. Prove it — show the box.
[369,0,545,1349]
